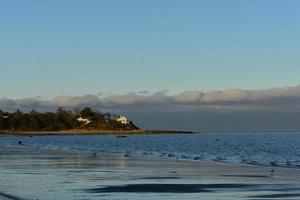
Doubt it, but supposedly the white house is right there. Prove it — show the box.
[117,115,129,125]
[77,117,92,125]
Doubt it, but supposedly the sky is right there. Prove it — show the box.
[1,1,300,130]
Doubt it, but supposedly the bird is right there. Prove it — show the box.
[91,152,97,158]
[270,169,276,175]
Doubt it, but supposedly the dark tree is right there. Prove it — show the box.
[0,107,139,132]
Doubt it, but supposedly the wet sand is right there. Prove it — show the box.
[0,145,300,200]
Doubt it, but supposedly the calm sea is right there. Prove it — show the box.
[1,132,300,168]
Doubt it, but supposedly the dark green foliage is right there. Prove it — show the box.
[0,107,139,131]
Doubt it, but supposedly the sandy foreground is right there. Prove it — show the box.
[0,145,300,200]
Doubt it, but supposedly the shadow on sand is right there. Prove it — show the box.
[86,183,261,193]
[0,192,27,200]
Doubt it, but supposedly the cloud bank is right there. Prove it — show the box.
[103,85,300,106]
[1,85,300,112]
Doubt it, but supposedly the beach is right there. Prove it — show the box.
[1,142,300,200]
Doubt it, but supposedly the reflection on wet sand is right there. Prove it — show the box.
[0,145,300,200]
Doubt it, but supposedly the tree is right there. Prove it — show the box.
[0,110,6,130]
[0,107,139,132]
[28,110,43,130]
[56,107,76,129]
[80,107,94,118]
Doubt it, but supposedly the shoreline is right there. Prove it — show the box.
[0,129,194,136]
[1,129,300,137]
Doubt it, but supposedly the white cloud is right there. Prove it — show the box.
[1,85,300,111]
[101,85,300,106]
[52,95,101,107]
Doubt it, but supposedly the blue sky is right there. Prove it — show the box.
[1,0,300,99]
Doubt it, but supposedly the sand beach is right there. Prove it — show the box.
[0,143,300,200]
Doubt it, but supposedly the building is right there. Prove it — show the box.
[77,117,92,125]
[117,115,129,125]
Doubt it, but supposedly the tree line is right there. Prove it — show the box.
[0,107,138,132]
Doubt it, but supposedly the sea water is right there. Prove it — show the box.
[1,132,300,169]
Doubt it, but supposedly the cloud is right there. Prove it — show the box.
[1,85,300,112]
[138,90,150,95]
[0,95,102,112]
[100,85,300,106]
[172,85,300,104]
[102,90,171,105]
[52,95,101,107]
[174,91,205,103]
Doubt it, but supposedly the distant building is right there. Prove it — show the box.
[77,117,91,124]
[117,115,129,125]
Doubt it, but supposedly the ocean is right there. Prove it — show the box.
[1,132,300,169]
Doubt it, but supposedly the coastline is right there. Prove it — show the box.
[0,129,194,136]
